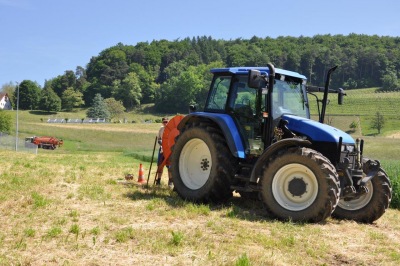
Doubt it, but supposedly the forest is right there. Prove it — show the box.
[2,34,400,114]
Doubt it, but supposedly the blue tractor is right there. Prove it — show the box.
[170,64,392,223]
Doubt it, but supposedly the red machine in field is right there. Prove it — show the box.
[25,136,64,150]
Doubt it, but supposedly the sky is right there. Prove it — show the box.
[1,0,399,88]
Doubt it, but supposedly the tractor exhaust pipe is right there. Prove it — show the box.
[265,63,275,148]
[320,66,338,123]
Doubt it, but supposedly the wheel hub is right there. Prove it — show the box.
[200,158,210,171]
[288,177,307,197]
[271,163,319,211]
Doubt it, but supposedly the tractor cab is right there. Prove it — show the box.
[204,67,308,156]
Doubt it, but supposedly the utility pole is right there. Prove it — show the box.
[15,81,20,151]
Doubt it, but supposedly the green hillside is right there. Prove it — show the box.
[309,88,400,116]
[308,88,400,136]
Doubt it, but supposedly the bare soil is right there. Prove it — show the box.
[388,132,400,138]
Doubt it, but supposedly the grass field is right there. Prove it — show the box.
[1,89,400,265]
[1,150,399,265]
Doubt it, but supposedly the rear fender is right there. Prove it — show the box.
[178,112,246,158]
[250,138,312,183]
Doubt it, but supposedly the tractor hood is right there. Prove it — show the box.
[282,114,355,144]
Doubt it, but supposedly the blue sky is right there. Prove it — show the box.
[1,0,399,87]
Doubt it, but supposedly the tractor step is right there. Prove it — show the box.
[231,184,261,192]
[238,162,253,168]
[234,174,250,181]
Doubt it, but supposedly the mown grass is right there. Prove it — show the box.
[1,150,399,265]
[19,121,160,153]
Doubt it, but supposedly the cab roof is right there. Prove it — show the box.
[210,67,307,80]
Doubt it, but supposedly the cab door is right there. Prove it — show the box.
[229,76,263,156]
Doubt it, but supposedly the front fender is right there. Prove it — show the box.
[249,138,312,183]
[178,112,246,158]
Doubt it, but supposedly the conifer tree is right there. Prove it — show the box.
[86,93,110,119]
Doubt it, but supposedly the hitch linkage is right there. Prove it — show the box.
[337,138,373,201]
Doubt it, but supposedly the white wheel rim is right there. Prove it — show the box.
[272,163,319,211]
[179,138,212,190]
[338,180,373,210]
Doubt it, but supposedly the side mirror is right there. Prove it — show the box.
[338,88,346,105]
[248,69,262,88]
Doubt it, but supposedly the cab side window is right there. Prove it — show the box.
[205,76,231,111]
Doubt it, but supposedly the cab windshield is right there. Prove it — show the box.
[271,79,308,119]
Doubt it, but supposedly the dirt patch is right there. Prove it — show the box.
[387,132,400,138]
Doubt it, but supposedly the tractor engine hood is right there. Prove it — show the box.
[282,114,355,144]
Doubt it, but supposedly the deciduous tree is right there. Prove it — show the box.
[104,97,125,120]
[16,80,41,110]
[52,70,77,97]
[381,68,399,90]
[0,111,12,134]
[61,87,84,111]
[113,72,142,109]
[39,87,61,112]
[129,63,157,103]
[371,112,385,134]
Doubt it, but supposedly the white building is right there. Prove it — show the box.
[0,93,12,110]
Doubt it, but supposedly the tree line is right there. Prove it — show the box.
[2,34,400,114]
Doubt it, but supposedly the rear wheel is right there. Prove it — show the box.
[261,147,340,223]
[171,121,237,203]
[332,158,392,223]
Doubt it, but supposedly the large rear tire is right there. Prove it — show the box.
[261,147,340,223]
[332,158,392,223]
[171,122,237,203]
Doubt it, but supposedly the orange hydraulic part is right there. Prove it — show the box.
[157,115,184,172]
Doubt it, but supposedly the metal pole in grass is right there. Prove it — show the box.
[146,136,158,187]
[15,81,20,151]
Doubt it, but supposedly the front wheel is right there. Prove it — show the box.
[332,158,392,223]
[261,147,340,223]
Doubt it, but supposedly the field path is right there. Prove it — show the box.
[28,122,160,134]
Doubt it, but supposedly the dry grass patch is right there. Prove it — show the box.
[28,122,160,134]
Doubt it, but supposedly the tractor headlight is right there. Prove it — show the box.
[340,144,357,169]
[341,145,355,153]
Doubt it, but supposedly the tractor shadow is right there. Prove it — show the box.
[29,110,58,115]
[123,184,282,223]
